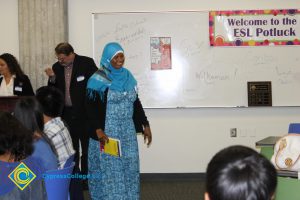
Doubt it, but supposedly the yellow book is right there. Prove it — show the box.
[100,137,122,157]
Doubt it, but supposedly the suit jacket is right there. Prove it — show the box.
[48,54,98,119]
[0,75,34,96]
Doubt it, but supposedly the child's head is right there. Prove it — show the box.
[36,86,64,118]
[205,145,277,200]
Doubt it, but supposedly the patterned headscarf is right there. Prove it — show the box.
[87,42,137,100]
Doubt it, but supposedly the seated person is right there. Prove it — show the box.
[0,111,47,199]
[36,86,75,168]
[14,97,58,171]
[205,145,277,200]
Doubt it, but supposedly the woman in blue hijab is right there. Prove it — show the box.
[86,42,152,200]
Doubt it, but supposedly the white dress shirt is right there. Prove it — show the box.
[0,75,15,96]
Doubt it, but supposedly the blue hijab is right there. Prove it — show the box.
[87,42,137,100]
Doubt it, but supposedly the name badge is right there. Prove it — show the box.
[77,76,85,82]
[14,86,22,92]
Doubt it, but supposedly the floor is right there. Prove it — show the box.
[83,174,205,200]
[140,179,204,200]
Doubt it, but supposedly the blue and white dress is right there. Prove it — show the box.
[88,89,139,200]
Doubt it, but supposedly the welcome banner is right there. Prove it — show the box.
[209,9,300,46]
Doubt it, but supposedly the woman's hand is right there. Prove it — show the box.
[96,129,109,145]
[143,126,152,147]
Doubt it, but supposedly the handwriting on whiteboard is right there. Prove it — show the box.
[195,70,231,84]
[180,39,204,58]
[251,55,275,65]
[113,18,147,45]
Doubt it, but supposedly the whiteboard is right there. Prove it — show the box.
[92,11,300,108]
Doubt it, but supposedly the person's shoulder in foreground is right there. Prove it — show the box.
[0,111,47,199]
[205,145,277,200]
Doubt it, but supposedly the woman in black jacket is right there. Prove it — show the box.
[0,53,34,96]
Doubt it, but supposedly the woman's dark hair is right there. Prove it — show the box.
[14,97,44,134]
[206,145,277,200]
[36,86,64,118]
[0,53,24,77]
[0,111,33,161]
[55,42,74,55]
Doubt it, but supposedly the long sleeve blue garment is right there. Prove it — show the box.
[32,138,58,171]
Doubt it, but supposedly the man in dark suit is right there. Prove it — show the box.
[45,43,98,198]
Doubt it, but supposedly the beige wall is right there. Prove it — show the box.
[2,0,300,173]
[0,0,19,57]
